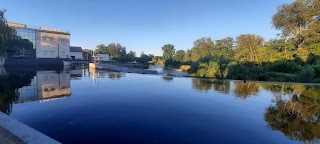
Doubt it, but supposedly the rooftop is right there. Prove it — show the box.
[70,46,83,52]
[7,22,70,35]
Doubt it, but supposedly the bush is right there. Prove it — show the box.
[227,63,247,80]
[312,64,320,78]
[313,78,320,83]
[269,61,301,73]
[297,65,315,83]
[258,72,296,82]
[188,61,200,74]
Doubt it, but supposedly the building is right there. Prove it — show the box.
[7,22,71,59]
[70,46,83,60]
[95,54,110,61]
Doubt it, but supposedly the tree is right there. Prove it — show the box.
[95,44,108,54]
[126,51,136,62]
[191,37,214,61]
[265,38,295,61]
[214,37,234,58]
[217,56,231,78]
[235,34,264,62]
[272,0,319,50]
[162,44,175,61]
[183,49,192,62]
[0,9,15,52]
[95,43,127,60]
[173,50,185,62]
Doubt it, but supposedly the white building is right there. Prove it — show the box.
[70,46,83,60]
[95,54,110,61]
[8,22,71,59]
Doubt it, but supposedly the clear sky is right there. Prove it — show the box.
[1,0,293,56]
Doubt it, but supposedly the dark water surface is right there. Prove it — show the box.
[1,68,320,144]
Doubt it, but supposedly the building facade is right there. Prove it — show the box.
[8,22,71,59]
[70,46,83,60]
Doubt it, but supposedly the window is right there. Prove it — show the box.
[49,51,54,55]
[43,51,47,55]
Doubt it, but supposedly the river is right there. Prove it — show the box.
[0,67,319,144]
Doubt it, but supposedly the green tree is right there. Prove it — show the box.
[235,34,264,62]
[272,0,319,51]
[265,38,295,61]
[183,49,192,62]
[214,37,234,58]
[0,9,15,52]
[217,56,231,78]
[95,44,108,54]
[162,44,175,61]
[191,37,214,61]
[173,50,185,62]
[96,43,126,60]
[126,51,136,62]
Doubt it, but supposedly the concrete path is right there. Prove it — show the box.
[0,112,60,144]
[0,126,25,144]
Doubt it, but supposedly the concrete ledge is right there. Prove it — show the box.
[0,112,61,144]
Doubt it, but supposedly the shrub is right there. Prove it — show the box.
[297,65,315,83]
[227,63,247,80]
[188,61,200,74]
[313,78,320,83]
[258,72,296,82]
[312,64,320,78]
[269,61,301,73]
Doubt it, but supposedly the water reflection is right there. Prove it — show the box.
[234,82,260,99]
[108,73,124,80]
[89,68,125,82]
[162,76,173,82]
[0,69,36,114]
[192,79,230,94]
[191,79,320,142]
[263,84,320,142]
[0,69,72,114]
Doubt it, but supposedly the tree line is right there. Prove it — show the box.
[0,10,35,56]
[161,0,320,83]
[86,43,162,66]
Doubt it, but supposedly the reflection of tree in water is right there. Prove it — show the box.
[234,82,260,99]
[108,73,124,80]
[162,76,173,82]
[213,80,230,94]
[192,79,214,92]
[0,72,35,114]
[192,78,230,94]
[264,84,320,142]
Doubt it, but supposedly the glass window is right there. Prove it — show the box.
[43,51,47,55]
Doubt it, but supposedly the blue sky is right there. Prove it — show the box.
[2,0,293,56]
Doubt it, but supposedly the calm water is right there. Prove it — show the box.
[0,67,320,144]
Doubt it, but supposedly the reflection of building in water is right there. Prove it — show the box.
[16,71,71,103]
[89,68,105,85]
[70,69,83,80]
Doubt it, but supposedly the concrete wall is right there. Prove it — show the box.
[4,58,64,67]
[70,52,83,60]
[36,31,70,58]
